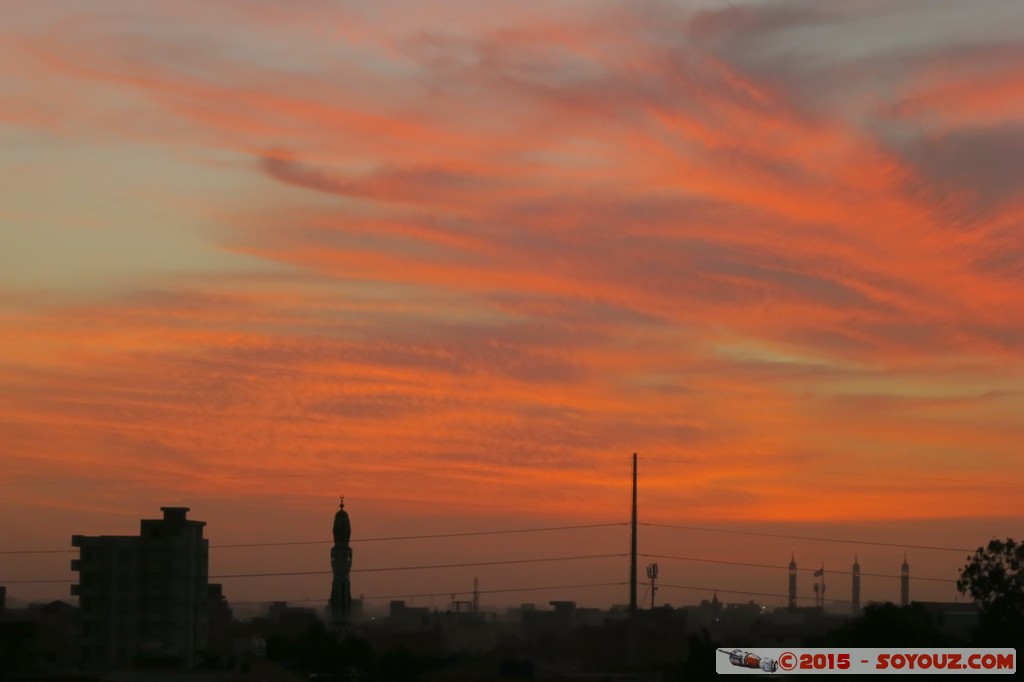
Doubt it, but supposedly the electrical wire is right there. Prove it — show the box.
[216,523,628,549]
[2,552,626,584]
[2,520,973,556]
[659,582,853,606]
[641,522,973,553]
[0,522,627,555]
[227,581,628,606]
[219,553,626,578]
[642,553,956,583]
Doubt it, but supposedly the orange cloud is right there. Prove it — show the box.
[1,0,1022,606]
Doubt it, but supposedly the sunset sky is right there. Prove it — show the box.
[2,0,1022,612]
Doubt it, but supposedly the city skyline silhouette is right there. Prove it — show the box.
[2,498,1019,674]
[2,485,1013,613]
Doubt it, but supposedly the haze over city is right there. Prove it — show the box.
[2,0,1022,616]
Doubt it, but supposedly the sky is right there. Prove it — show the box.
[1,0,1022,613]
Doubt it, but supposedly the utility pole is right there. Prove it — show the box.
[628,452,638,666]
[630,452,637,613]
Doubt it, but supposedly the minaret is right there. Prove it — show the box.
[788,553,797,609]
[330,497,353,625]
[851,556,861,614]
[900,555,909,607]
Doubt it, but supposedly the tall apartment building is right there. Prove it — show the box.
[71,507,209,668]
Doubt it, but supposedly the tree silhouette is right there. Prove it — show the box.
[957,538,1024,646]
[823,603,953,647]
[663,630,719,682]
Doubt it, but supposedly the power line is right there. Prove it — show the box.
[2,553,626,584]
[0,518,983,558]
[659,582,853,606]
[4,548,956,587]
[407,581,626,600]
[229,581,628,606]
[0,522,627,556]
[215,523,628,549]
[641,522,973,553]
[219,553,626,578]
[0,518,975,595]
[642,553,957,584]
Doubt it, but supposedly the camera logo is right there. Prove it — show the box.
[719,649,779,673]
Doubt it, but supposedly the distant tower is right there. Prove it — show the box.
[788,553,797,609]
[900,555,909,607]
[330,497,353,624]
[851,556,861,614]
